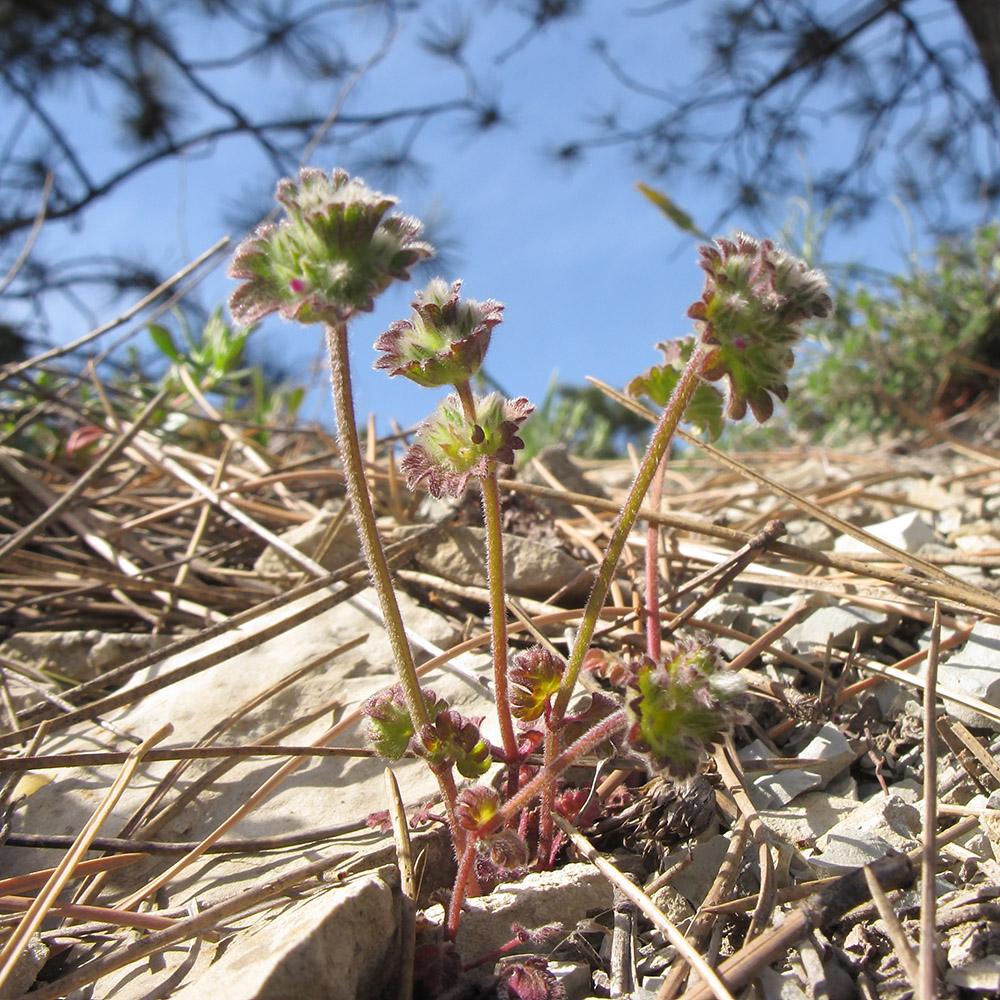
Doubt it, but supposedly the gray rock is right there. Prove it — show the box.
[785,519,836,551]
[756,966,810,1000]
[945,955,1000,992]
[927,620,1000,730]
[0,630,172,683]
[171,866,401,1000]
[811,793,921,872]
[759,790,859,846]
[782,605,893,659]
[808,830,898,873]
[253,501,360,577]
[783,603,893,659]
[655,835,733,907]
[10,585,493,884]
[519,445,608,518]
[435,864,613,983]
[408,524,591,600]
[833,510,939,556]
[740,726,857,808]
[0,935,47,999]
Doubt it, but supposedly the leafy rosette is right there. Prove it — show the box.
[623,638,746,778]
[401,392,534,498]
[229,167,433,326]
[627,337,726,440]
[687,233,832,421]
[373,277,503,387]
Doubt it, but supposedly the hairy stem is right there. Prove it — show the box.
[326,323,466,855]
[645,457,669,659]
[551,345,717,723]
[480,709,628,840]
[455,381,520,792]
[325,322,429,732]
[445,841,479,942]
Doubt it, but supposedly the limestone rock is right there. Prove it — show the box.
[783,603,893,659]
[435,864,613,981]
[0,630,172,684]
[171,866,401,1000]
[810,793,921,873]
[929,620,1000,730]
[407,524,591,600]
[253,501,360,577]
[833,510,939,556]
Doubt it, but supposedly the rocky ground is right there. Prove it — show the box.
[3,391,1000,999]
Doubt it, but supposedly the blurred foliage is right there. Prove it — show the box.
[0,312,305,459]
[788,222,1000,443]
[518,376,652,462]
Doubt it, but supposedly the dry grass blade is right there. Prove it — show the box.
[656,817,749,1000]
[0,723,172,991]
[862,864,920,982]
[714,735,776,941]
[920,603,942,1000]
[677,852,916,1000]
[385,767,416,1000]
[0,386,171,564]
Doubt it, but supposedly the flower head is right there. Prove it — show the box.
[229,168,433,327]
[687,233,832,421]
[509,647,566,723]
[456,786,503,831]
[362,683,448,761]
[624,638,746,778]
[418,708,492,778]
[401,392,534,498]
[498,957,565,1000]
[373,278,503,387]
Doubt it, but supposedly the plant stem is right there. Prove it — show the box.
[325,324,468,857]
[445,841,478,941]
[455,381,520,793]
[645,457,668,659]
[535,345,714,865]
[550,345,717,724]
[325,322,430,733]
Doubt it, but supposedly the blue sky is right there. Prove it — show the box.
[16,0,990,432]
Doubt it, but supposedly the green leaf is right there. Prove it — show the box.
[636,182,707,239]
[628,339,726,440]
[149,324,181,362]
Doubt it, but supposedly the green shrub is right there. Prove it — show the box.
[792,222,1000,442]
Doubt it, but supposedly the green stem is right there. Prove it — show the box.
[325,322,430,733]
[645,457,668,659]
[455,381,520,789]
[551,345,717,724]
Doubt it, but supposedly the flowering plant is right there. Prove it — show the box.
[229,168,830,991]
